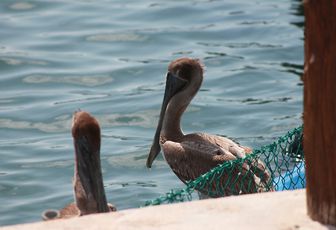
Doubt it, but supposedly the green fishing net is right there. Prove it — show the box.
[144,126,304,206]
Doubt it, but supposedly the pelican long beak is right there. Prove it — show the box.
[75,134,109,213]
[146,72,187,168]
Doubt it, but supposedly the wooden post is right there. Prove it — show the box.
[304,0,336,226]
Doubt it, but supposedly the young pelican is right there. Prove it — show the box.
[42,111,116,220]
[146,57,272,197]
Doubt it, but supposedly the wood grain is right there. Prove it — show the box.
[304,0,336,226]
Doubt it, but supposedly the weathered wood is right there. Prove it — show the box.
[304,0,336,226]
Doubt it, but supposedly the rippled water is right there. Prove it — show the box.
[0,0,303,226]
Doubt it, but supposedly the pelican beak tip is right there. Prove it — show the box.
[146,157,153,168]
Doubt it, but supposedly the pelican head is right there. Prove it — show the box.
[72,111,110,214]
[146,58,204,168]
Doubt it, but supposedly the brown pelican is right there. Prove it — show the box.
[146,57,272,197]
[42,111,116,220]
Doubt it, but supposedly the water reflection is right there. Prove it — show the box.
[87,33,147,42]
[0,110,159,133]
[23,74,113,86]
[217,97,292,105]
[9,2,35,10]
[290,0,304,28]
[281,62,303,77]
[1,57,47,66]
[109,181,157,188]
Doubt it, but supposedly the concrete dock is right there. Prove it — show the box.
[1,189,335,230]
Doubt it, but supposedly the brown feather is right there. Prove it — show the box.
[42,111,116,221]
[149,57,273,198]
[162,133,271,197]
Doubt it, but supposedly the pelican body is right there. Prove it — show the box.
[147,58,272,197]
[42,111,115,220]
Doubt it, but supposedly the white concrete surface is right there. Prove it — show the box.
[1,189,335,230]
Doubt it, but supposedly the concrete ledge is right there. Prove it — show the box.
[2,190,335,230]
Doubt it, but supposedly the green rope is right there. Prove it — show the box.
[144,125,304,206]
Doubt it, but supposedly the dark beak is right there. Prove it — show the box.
[146,72,187,168]
[75,136,109,213]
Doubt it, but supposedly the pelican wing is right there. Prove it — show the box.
[162,140,236,183]
[162,140,251,196]
[184,133,272,190]
[162,133,272,196]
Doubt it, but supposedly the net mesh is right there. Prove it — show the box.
[144,126,304,206]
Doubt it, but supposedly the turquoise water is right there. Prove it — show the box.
[0,0,303,226]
